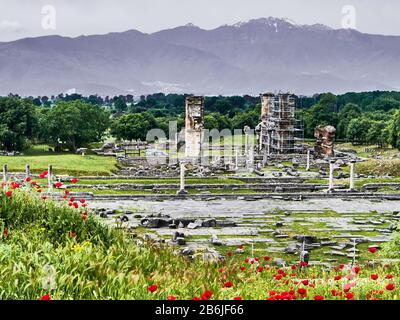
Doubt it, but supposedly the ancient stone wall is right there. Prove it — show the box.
[314,126,336,158]
[185,96,204,160]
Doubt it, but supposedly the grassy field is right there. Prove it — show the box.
[0,145,118,176]
[1,187,400,300]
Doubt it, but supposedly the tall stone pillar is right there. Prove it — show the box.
[349,160,356,191]
[328,160,335,192]
[48,165,53,193]
[177,162,188,195]
[25,164,31,178]
[2,164,8,183]
[185,96,204,162]
[306,149,311,171]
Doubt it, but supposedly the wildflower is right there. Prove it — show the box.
[202,290,212,300]
[224,281,233,288]
[40,294,51,300]
[69,197,75,202]
[238,245,244,249]
[264,256,271,261]
[192,296,201,300]
[148,285,158,293]
[25,177,31,182]
[4,228,9,238]
[353,266,361,274]
[80,198,86,204]
[300,261,308,267]
[345,292,354,300]
[314,295,324,300]
[64,189,70,195]
[386,283,395,291]
[227,251,233,257]
[71,177,78,183]
[339,264,345,269]
[218,268,225,273]
[297,288,307,297]
[72,202,79,209]
[257,267,264,273]
[291,265,297,270]
[54,181,63,188]
[368,247,377,254]
[167,296,176,300]
[82,215,87,220]
[371,274,379,281]
[70,232,76,238]
[244,258,249,263]
[385,274,394,279]
[331,290,338,296]
[5,190,12,197]
[240,266,246,271]
[31,181,37,186]
[233,296,242,300]
[301,280,309,286]
[334,275,342,281]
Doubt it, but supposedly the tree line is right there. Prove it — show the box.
[1,90,400,152]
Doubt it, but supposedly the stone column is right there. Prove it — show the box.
[25,164,30,178]
[2,164,8,183]
[349,160,356,191]
[306,149,311,171]
[177,162,188,195]
[48,165,53,193]
[244,132,249,156]
[235,148,239,171]
[328,160,335,192]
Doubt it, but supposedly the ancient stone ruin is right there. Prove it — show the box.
[184,96,205,161]
[314,125,336,158]
[256,93,301,155]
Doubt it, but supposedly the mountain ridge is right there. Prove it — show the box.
[0,17,398,96]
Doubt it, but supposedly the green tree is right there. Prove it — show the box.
[346,117,373,145]
[40,101,110,151]
[337,103,361,140]
[388,110,400,150]
[0,97,38,151]
[110,112,158,141]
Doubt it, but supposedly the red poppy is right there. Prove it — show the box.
[224,281,233,288]
[69,197,75,202]
[301,280,309,286]
[238,245,244,249]
[192,296,201,300]
[25,177,31,182]
[5,190,12,197]
[4,228,9,238]
[82,215,87,220]
[385,274,394,279]
[63,195,68,199]
[386,283,395,291]
[227,251,233,257]
[300,261,308,267]
[71,177,78,183]
[368,247,377,254]
[244,258,249,263]
[297,288,307,296]
[345,292,354,300]
[167,296,176,300]
[240,266,246,271]
[371,274,379,281]
[54,182,63,188]
[148,285,158,293]
[257,267,264,273]
[353,266,361,274]
[314,295,324,300]
[202,290,212,300]
[64,189,70,195]
[254,257,259,262]
[233,296,242,300]
[331,290,338,296]
[40,294,51,300]
[80,199,86,204]
[264,256,271,261]
[31,181,37,186]
[334,275,342,281]
[339,264,345,269]
[70,232,77,238]
[218,268,225,273]
[291,265,297,270]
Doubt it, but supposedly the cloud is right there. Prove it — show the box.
[0,20,24,33]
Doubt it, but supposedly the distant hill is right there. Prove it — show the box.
[1,17,399,96]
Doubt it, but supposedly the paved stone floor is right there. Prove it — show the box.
[89,198,400,263]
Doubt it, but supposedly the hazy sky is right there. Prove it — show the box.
[0,0,399,41]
